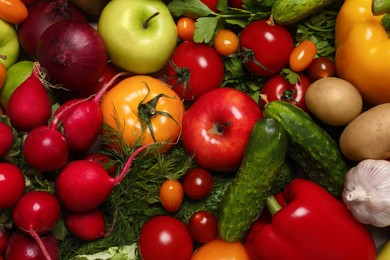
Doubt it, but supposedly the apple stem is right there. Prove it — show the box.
[143,12,160,29]
[0,54,7,60]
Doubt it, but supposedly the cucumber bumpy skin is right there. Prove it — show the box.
[218,117,287,242]
[263,101,351,197]
[271,0,334,25]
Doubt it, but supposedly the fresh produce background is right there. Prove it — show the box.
[1,0,390,259]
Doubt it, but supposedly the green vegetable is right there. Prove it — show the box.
[218,117,287,242]
[271,0,334,25]
[263,101,351,197]
[271,156,297,195]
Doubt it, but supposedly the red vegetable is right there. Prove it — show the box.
[12,191,61,260]
[0,121,13,158]
[188,210,218,243]
[0,228,10,255]
[0,162,25,209]
[182,168,213,200]
[245,179,377,260]
[64,208,106,241]
[17,0,87,58]
[36,19,107,92]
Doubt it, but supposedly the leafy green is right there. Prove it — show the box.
[168,0,216,17]
[194,17,220,43]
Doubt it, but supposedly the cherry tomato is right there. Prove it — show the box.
[192,238,250,260]
[289,40,317,72]
[260,73,311,111]
[239,19,294,76]
[138,215,193,260]
[0,0,28,24]
[159,179,184,212]
[100,75,185,152]
[201,0,219,12]
[182,168,213,200]
[188,210,218,243]
[213,29,239,56]
[166,41,224,100]
[0,63,6,89]
[176,17,196,42]
[306,56,336,82]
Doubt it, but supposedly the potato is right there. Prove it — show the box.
[339,103,390,161]
[305,77,363,126]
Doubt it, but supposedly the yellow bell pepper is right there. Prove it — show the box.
[334,0,390,106]
[377,240,390,260]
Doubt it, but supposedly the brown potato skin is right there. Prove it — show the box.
[305,77,363,126]
[339,103,390,161]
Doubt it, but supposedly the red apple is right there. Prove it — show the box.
[181,88,263,172]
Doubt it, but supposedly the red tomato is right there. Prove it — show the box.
[306,56,336,82]
[239,19,294,76]
[159,179,184,212]
[260,73,311,111]
[192,238,250,260]
[138,215,193,260]
[201,0,219,12]
[182,168,213,200]
[188,210,218,243]
[289,40,317,72]
[166,41,225,101]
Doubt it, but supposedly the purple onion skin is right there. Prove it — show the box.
[37,20,108,92]
[17,0,88,59]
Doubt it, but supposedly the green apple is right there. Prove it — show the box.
[98,0,178,74]
[0,19,20,69]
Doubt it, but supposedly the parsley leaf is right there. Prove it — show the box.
[168,0,216,17]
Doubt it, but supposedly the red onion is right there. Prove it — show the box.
[36,20,108,92]
[17,0,87,59]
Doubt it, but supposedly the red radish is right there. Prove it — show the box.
[5,231,59,260]
[55,144,151,212]
[0,228,10,255]
[64,208,106,241]
[51,72,126,153]
[12,191,61,260]
[0,121,13,158]
[0,162,25,209]
[84,152,118,176]
[6,63,52,132]
[23,125,69,172]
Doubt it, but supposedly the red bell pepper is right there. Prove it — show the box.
[245,178,376,260]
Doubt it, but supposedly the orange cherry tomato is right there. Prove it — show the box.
[100,75,185,152]
[191,238,250,260]
[0,0,28,24]
[177,17,196,42]
[0,63,6,90]
[289,40,317,72]
[213,29,239,56]
[159,179,184,212]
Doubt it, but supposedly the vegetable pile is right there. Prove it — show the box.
[1,0,390,259]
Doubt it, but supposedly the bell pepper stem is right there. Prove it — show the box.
[266,195,282,216]
[372,0,390,15]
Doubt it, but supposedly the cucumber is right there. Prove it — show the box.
[263,101,351,197]
[218,117,287,242]
[271,156,297,195]
[271,0,334,25]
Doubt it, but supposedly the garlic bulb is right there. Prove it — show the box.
[342,159,390,227]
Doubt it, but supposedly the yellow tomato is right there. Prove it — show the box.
[100,75,184,152]
[191,238,250,260]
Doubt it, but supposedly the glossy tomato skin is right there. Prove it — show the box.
[159,179,184,212]
[188,211,218,243]
[240,19,294,76]
[306,57,336,82]
[100,75,184,152]
[201,0,219,12]
[260,73,311,111]
[181,88,262,172]
[192,238,250,260]
[138,215,193,260]
[182,168,213,200]
[166,41,225,100]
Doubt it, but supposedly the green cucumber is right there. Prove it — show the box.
[271,0,334,25]
[271,156,297,195]
[263,101,351,197]
[218,117,287,242]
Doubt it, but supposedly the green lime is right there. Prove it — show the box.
[0,60,34,108]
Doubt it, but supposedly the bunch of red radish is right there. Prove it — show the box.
[0,61,154,260]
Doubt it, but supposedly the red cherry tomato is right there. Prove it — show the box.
[176,17,196,42]
[260,73,311,111]
[188,210,218,243]
[138,215,194,260]
[166,41,225,100]
[306,56,336,82]
[201,0,219,12]
[289,40,317,72]
[239,19,294,76]
[159,179,184,212]
[182,168,213,200]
